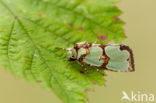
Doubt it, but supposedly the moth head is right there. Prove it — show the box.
[67,48,77,61]
[68,42,90,61]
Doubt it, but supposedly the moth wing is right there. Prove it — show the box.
[83,46,104,67]
[105,45,134,72]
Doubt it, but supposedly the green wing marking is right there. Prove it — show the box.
[83,47,104,67]
[77,48,86,59]
[105,45,130,71]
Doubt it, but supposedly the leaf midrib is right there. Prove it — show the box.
[0,1,83,102]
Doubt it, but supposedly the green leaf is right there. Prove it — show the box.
[0,0,125,103]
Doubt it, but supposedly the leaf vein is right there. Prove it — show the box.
[23,17,72,45]
[35,0,121,37]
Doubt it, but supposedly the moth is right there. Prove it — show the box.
[57,42,134,72]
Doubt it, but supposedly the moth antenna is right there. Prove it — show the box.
[94,39,98,44]
[55,47,68,51]
[55,47,71,52]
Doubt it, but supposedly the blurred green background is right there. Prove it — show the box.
[0,0,156,103]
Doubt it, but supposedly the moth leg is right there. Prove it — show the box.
[84,66,88,73]
[81,63,88,73]
[92,66,104,76]
[78,62,88,73]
